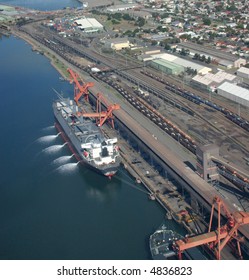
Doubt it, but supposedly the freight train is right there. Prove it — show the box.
[141,70,249,133]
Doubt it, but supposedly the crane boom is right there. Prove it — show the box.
[77,93,120,128]
[175,231,228,251]
[67,68,94,104]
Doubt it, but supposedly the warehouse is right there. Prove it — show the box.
[150,59,184,75]
[217,82,249,108]
[106,4,139,12]
[104,38,130,51]
[151,53,212,75]
[178,41,246,68]
[191,71,240,92]
[74,18,103,33]
[237,67,249,84]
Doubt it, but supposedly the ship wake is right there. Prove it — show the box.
[41,143,67,154]
[54,162,79,174]
[37,133,61,144]
[51,155,74,166]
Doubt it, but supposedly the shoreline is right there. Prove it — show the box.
[11,27,197,236]
[76,0,122,8]
[11,28,70,81]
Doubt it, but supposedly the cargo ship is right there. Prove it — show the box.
[53,94,121,178]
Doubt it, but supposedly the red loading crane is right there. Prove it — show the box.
[67,68,94,105]
[174,196,249,260]
[79,93,120,129]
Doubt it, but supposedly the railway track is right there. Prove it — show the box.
[90,68,249,155]
[13,24,249,247]
[109,68,249,153]
[21,25,249,153]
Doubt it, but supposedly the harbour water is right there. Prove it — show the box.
[0,34,171,260]
[1,0,80,10]
[0,0,186,260]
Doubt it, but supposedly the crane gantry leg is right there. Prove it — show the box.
[174,196,249,259]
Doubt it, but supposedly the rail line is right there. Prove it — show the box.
[141,70,249,133]
[28,26,248,155]
[88,69,249,194]
[25,25,249,134]
[18,24,249,193]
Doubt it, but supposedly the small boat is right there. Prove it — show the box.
[149,193,156,200]
[149,223,182,259]
[149,223,208,260]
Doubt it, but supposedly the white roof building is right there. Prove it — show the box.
[106,4,139,12]
[192,71,240,92]
[104,38,130,51]
[178,41,247,68]
[237,67,249,80]
[151,53,212,75]
[75,18,103,33]
[217,82,249,108]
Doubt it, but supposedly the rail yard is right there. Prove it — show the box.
[9,14,249,259]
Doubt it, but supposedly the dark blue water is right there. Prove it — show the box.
[0,0,187,260]
[1,0,80,10]
[0,36,188,260]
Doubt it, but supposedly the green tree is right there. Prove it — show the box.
[111,19,120,25]
[113,13,122,20]
[227,4,237,11]
[136,17,145,27]
[206,56,211,64]
[193,53,200,60]
[123,14,133,21]
[164,44,171,50]
[200,55,206,62]
[180,48,187,56]
[203,17,211,25]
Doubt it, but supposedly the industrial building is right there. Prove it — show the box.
[237,67,249,85]
[150,58,184,75]
[178,41,246,69]
[106,4,139,12]
[217,82,249,108]
[196,144,219,182]
[150,53,212,75]
[0,4,21,22]
[74,17,103,33]
[191,71,240,92]
[104,38,130,51]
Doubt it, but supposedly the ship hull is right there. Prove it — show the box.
[53,103,120,177]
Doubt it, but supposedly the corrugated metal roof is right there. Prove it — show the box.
[151,53,211,73]
[75,18,103,29]
[174,57,210,72]
[151,59,184,71]
[87,18,103,28]
[218,82,249,101]
[152,53,176,62]
[192,71,238,87]
[237,67,249,75]
[192,75,212,85]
